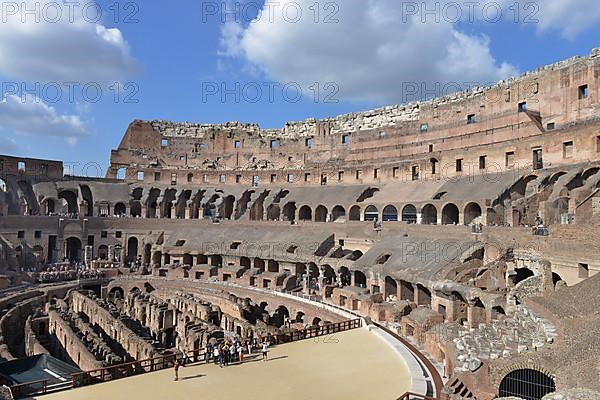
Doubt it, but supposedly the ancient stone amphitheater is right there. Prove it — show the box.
[1,49,600,400]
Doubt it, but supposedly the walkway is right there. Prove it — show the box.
[36,328,411,400]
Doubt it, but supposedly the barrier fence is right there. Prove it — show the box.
[9,318,362,399]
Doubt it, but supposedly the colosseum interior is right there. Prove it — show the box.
[0,49,600,400]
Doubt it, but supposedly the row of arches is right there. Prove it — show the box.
[286,202,483,225]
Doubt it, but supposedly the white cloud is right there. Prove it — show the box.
[0,0,139,84]
[0,95,88,140]
[498,0,600,38]
[221,0,519,103]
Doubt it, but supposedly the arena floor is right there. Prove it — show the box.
[36,328,411,400]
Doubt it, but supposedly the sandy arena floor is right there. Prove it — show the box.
[37,328,411,400]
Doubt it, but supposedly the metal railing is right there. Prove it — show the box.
[396,392,438,400]
[10,318,361,399]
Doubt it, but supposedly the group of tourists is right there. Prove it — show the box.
[173,337,271,381]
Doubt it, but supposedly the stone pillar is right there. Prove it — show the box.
[84,245,93,266]
[416,211,423,225]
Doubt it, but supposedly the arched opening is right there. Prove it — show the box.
[221,195,235,220]
[299,206,312,221]
[79,185,94,217]
[582,167,600,182]
[114,202,126,216]
[321,265,336,285]
[108,287,124,301]
[416,284,431,306]
[271,306,289,328]
[421,204,437,225]
[295,312,305,323]
[254,258,265,272]
[315,205,328,222]
[210,255,223,267]
[0,178,6,192]
[354,270,367,288]
[552,272,565,287]
[512,268,535,285]
[349,205,361,221]
[464,202,483,225]
[267,260,279,273]
[240,257,251,268]
[499,369,556,400]
[307,263,319,280]
[146,188,161,218]
[65,237,82,262]
[97,245,109,260]
[311,317,322,327]
[383,205,399,222]
[442,203,460,225]
[384,276,398,301]
[130,202,142,217]
[183,254,193,266]
[339,267,351,286]
[282,202,296,222]
[143,244,151,265]
[401,205,417,224]
[400,280,414,301]
[364,205,379,222]
[127,237,138,264]
[58,190,78,215]
[267,204,281,221]
[44,199,56,215]
[331,206,346,223]
[196,254,208,265]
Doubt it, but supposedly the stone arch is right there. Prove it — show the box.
[311,317,322,327]
[282,202,296,222]
[499,368,556,400]
[339,267,351,286]
[43,198,56,215]
[548,171,567,185]
[97,245,109,260]
[582,167,600,182]
[143,244,151,265]
[267,204,281,221]
[331,205,346,223]
[384,276,398,300]
[416,284,431,306]
[383,205,399,222]
[464,202,482,225]
[183,254,193,266]
[354,270,367,288]
[221,195,235,220]
[512,268,535,285]
[321,264,336,284]
[401,204,417,223]
[299,205,312,221]
[442,203,460,225]
[349,205,361,221]
[240,257,251,268]
[271,306,290,328]
[108,287,124,301]
[254,258,265,272]
[152,251,162,267]
[146,188,161,218]
[364,205,379,221]
[0,178,6,192]
[421,204,438,225]
[114,202,126,216]
[267,260,279,273]
[127,237,138,264]
[65,237,82,262]
[295,311,305,323]
[79,185,94,216]
[58,190,78,215]
[130,202,142,217]
[315,205,328,222]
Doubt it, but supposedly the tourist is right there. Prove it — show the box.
[261,339,269,361]
[205,344,212,364]
[173,358,181,381]
[230,342,237,363]
[247,340,252,355]
[213,345,220,365]
[238,342,244,363]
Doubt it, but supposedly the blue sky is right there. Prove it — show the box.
[0,0,599,176]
